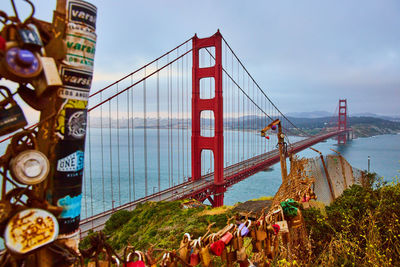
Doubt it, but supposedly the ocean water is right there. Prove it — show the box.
[224,133,400,206]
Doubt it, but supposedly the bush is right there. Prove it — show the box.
[104,210,133,235]
[303,174,400,266]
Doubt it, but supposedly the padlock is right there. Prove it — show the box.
[199,241,212,267]
[4,208,59,254]
[16,24,43,51]
[178,232,191,263]
[210,240,225,256]
[236,246,247,263]
[238,220,251,237]
[220,231,233,244]
[227,245,237,267]
[126,251,146,267]
[30,56,62,97]
[0,86,27,136]
[256,224,267,241]
[276,209,289,234]
[232,230,243,251]
[8,130,50,186]
[161,252,176,267]
[10,149,50,185]
[0,45,43,83]
[189,239,200,266]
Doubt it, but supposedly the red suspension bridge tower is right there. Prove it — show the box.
[191,31,225,206]
[338,99,348,145]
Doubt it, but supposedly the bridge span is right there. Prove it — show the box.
[80,128,348,237]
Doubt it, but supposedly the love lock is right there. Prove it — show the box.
[4,208,59,254]
[0,85,27,137]
[8,130,50,185]
[10,149,49,185]
[126,251,146,267]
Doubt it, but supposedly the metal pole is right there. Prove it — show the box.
[34,1,97,263]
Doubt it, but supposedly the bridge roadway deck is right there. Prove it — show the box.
[79,129,347,238]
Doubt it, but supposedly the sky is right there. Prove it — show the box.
[2,0,400,117]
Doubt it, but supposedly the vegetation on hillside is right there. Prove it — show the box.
[80,174,400,266]
[80,200,234,252]
[302,174,400,266]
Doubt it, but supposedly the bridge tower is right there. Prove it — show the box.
[191,31,225,207]
[338,99,347,145]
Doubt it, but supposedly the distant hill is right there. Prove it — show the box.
[285,111,399,122]
[87,115,400,138]
[285,111,333,118]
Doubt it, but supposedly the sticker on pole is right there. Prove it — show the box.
[4,208,59,254]
[65,30,96,71]
[67,0,97,30]
[58,66,92,101]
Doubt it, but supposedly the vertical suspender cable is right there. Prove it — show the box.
[144,67,148,196]
[127,79,131,202]
[157,61,161,193]
[131,75,136,201]
[100,91,105,211]
[181,54,184,182]
[88,114,93,217]
[170,62,174,185]
[186,43,189,179]
[167,55,171,187]
[116,83,121,205]
[177,49,180,184]
[109,98,114,210]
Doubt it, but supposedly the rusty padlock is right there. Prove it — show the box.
[4,208,59,254]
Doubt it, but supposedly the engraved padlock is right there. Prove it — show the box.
[0,85,27,136]
[4,208,59,254]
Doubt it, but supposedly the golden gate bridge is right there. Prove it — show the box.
[76,31,350,236]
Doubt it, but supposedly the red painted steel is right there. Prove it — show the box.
[183,129,349,202]
[338,99,347,145]
[191,31,225,207]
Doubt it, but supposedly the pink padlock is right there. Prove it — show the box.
[125,251,146,267]
[220,231,233,244]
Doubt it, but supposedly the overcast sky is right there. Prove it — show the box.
[3,0,400,116]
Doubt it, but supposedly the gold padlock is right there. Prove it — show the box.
[178,233,191,263]
[256,226,267,241]
[199,240,212,267]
